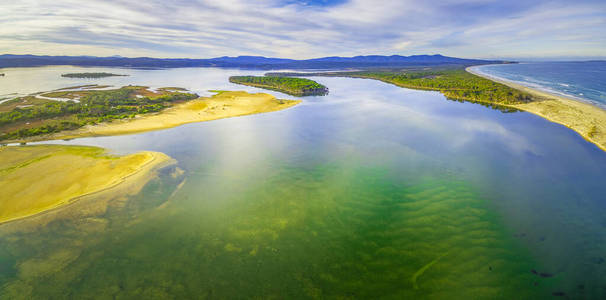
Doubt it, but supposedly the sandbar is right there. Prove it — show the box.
[12,91,300,142]
[0,145,174,224]
[467,67,606,152]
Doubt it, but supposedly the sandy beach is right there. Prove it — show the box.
[8,91,300,143]
[80,91,301,137]
[0,145,174,224]
[467,67,606,152]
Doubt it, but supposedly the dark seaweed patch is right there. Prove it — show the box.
[591,257,604,264]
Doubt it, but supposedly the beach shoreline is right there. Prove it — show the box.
[467,66,606,152]
[466,65,605,107]
[3,91,301,144]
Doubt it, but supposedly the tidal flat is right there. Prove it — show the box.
[0,145,174,224]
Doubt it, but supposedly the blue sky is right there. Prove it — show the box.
[0,0,604,59]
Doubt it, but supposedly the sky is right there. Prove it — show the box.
[1,0,605,60]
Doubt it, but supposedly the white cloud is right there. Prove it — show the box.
[0,0,604,59]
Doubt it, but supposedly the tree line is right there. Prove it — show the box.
[229,76,328,96]
[348,69,533,105]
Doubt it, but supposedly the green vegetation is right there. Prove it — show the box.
[61,72,128,78]
[0,86,197,141]
[347,70,533,104]
[229,75,328,96]
[269,68,534,105]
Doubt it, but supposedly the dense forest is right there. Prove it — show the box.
[268,69,534,105]
[0,86,197,141]
[61,72,128,78]
[229,76,328,96]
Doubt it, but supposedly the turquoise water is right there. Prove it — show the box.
[473,61,606,108]
[1,67,606,298]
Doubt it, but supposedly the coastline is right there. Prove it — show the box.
[467,66,606,152]
[4,91,301,144]
[0,145,175,225]
[0,91,299,224]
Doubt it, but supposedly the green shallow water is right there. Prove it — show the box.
[2,67,606,299]
[0,162,546,299]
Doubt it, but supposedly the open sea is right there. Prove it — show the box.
[473,61,606,109]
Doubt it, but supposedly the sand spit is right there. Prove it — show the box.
[467,67,606,152]
[12,91,300,143]
[0,145,175,224]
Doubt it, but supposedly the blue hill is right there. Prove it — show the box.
[0,54,505,69]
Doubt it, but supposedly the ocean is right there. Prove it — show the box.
[473,61,606,109]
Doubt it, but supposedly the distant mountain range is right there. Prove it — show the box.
[0,54,506,69]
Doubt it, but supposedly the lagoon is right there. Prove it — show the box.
[1,66,606,298]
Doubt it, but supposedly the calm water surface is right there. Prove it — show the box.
[1,66,605,299]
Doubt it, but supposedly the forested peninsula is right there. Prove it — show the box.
[267,69,532,106]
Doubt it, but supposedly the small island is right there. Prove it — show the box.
[61,72,128,78]
[0,73,4,76]
[229,75,328,96]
